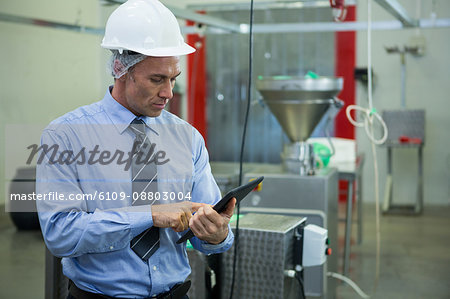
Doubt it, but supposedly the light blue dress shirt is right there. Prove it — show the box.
[36,87,234,298]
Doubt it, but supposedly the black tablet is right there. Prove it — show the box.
[176,176,264,244]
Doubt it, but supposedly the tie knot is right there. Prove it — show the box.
[129,118,146,136]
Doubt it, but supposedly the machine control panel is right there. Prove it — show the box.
[302,224,329,267]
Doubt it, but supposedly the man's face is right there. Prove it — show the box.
[122,56,181,117]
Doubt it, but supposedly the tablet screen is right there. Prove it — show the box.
[176,176,264,244]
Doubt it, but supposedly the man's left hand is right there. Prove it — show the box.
[189,198,236,244]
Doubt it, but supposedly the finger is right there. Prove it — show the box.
[185,210,192,226]
[201,204,222,223]
[195,207,221,235]
[173,216,184,232]
[175,214,189,232]
[221,197,236,218]
[178,212,187,232]
[181,206,192,222]
[182,207,193,231]
[190,202,212,213]
[190,208,209,237]
[183,209,192,230]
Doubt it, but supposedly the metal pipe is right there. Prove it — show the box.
[246,19,450,34]
[188,0,335,12]
[102,0,241,33]
[1,11,449,36]
[0,12,104,35]
[183,19,450,34]
[374,0,419,27]
[166,5,241,33]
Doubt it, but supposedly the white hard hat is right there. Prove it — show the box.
[101,0,196,57]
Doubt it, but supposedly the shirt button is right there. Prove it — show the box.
[153,266,157,271]
[109,246,114,250]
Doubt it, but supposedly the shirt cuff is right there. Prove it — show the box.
[121,205,153,238]
[200,224,234,252]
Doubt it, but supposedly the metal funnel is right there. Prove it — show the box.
[256,76,343,142]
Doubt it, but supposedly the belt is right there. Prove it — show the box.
[68,280,191,299]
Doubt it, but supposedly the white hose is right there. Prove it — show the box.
[327,272,370,298]
[343,1,386,296]
[367,0,373,110]
[346,0,388,146]
[346,105,388,145]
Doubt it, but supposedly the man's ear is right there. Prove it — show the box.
[113,59,127,81]
[117,74,127,82]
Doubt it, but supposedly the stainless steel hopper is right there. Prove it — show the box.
[256,76,343,175]
[256,76,343,143]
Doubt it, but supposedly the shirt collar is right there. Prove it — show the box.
[101,86,159,135]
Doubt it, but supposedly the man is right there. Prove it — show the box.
[36,0,235,298]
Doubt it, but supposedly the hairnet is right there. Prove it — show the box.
[108,50,146,79]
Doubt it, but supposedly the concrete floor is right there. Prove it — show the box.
[0,204,449,299]
[335,204,450,299]
[0,210,45,298]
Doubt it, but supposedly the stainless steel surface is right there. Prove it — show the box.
[343,180,353,277]
[242,166,339,298]
[382,109,425,145]
[256,76,343,143]
[210,162,240,194]
[220,213,306,299]
[382,110,425,214]
[282,142,316,175]
[239,207,328,298]
[264,98,332,142]
[374,0,419,27]
[210,162,265,193]
[256,76,343,101]
[383,146,424,215]
[337,154,366,246]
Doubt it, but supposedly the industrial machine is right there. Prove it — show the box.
[215,75,343,298]
[220,213,330,299]
[257,76,343,175]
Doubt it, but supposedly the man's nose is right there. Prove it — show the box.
[159,81,174,100]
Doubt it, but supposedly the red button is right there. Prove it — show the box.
[325,248,332,256]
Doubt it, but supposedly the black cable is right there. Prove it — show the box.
[229,1,255,299]
[295,271,306,299]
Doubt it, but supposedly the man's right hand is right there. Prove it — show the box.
[151,202,209,232]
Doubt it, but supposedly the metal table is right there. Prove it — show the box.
[383,142,424,214]
[381,109,425,214]
[335,153,365,277]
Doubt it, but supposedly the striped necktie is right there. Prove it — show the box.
[129,118,160,260]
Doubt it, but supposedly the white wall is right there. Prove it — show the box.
[0,0,107,205]
[356,0,450,205]
[0,0,192,206]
